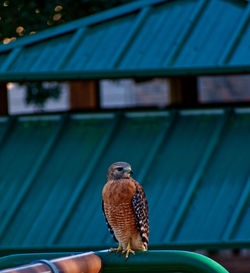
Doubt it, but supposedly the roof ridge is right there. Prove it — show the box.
[0,0,167,53]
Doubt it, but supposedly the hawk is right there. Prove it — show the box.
[102,162,149,258]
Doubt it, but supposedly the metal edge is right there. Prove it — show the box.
[180,109,224,116]
[234,107,250,114]
[71,113,115,120]
[18,115,61,122]
[125,111,169,118]
[1,65,250,81]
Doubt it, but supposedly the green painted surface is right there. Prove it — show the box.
[0,109,250,252]
[0,0,249,80]
[0,118,9,142]
[0,250,229,272]
[98,250,229,273]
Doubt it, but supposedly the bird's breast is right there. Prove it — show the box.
[102,179,136,205]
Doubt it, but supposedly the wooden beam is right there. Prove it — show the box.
[69,80,99,111]
[0,82,8,115]
[169,77,198,106]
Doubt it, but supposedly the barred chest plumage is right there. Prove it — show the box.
[103,201,146,250]
[103,178,148,251]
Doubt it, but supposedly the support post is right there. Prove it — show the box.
[0,82,8,115]
[69,80,99,111]
[169,77,198,106]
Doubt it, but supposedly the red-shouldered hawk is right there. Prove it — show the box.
[102,162,149,259]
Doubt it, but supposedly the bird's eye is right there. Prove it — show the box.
[117,167,123,171]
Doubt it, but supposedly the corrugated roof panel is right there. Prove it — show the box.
[174,111,250,243]
[58,112,170,246]
[7,34,74,73]
[142,111,225,244]
[174,0,245,67]
[1,109,250,251]
[233,203,250,242]
[0,114,115,247]
[0,118,8,141]
[64,14,137,71]
[0,0,249,80]
[119,0,197,69]
[0,54,10,71]
[0,117,61,246]
[229,22,250,66]
[0,0,165,53]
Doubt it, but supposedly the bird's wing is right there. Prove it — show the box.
[132,181,149,249]
[102,200,118,242]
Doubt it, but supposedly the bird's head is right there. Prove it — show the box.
[107,161,134,180]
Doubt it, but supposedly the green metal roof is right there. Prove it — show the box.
[0,0,250,81]
[0,108,250,252]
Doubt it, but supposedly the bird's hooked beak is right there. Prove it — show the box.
[125,166,134,177]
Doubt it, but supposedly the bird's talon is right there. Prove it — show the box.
[109,248,115,253]
[122,248,135,259]
[109,244,123,253]
[116,245,123,253]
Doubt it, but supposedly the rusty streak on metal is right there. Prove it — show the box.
[0,252,102,273]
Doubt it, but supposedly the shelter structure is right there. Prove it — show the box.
[0,0,250,112]
[0,0,250,272]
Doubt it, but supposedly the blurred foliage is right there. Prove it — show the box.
[0,0,133,107]
[25,82,61,109]
[0,0,133,43]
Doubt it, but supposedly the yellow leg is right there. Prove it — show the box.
[121,239,135,259]
[109,243,123,253]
